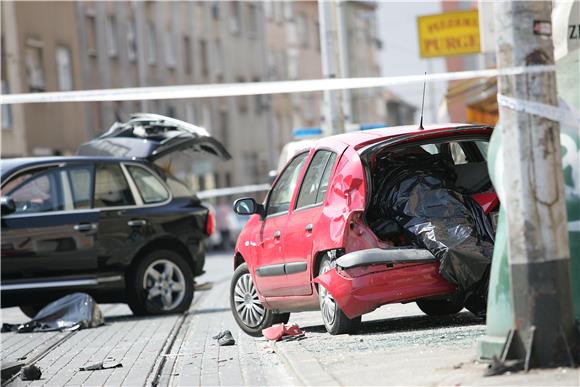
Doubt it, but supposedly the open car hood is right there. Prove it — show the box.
[77,113,231,161]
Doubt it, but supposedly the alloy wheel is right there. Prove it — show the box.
[233,273,265,328]
[143,259,186,311]
[319,261,337,325]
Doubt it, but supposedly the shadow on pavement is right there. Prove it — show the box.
[301,311,483,335]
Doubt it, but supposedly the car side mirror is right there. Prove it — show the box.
[1,196,16,215]
[233,198,264,217]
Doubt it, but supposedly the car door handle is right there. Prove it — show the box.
[305,224,313,232]
[74,223,97,232]
[274,230,281,239]
[128,219,147,227]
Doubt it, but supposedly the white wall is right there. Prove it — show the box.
[377,1,448,124]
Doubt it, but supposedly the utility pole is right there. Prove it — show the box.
[495,1,578,368]
[318,0,345,135]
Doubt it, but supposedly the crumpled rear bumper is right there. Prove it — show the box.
[314,248,456,319]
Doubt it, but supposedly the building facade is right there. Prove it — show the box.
[2,1,385,188]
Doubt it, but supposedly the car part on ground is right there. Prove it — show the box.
[318,255,361,335]
[127,249,194,315]
[369,149,494,315]
[3,293,104,333]
[262,323,305,341]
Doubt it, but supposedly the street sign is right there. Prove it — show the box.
[417,10,481,58]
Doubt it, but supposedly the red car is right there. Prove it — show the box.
[230,124,498,336]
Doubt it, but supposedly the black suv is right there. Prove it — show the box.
[0,114,230,316]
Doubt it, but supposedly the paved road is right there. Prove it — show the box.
[2,251,578,386]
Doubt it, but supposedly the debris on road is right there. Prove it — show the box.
[79,357,123,371]
[262,324,305,342]
[10,293,104,333]
[20,365,42,381]
[1,361,24,382]
[194,281,214,291]
[213,330,236,346]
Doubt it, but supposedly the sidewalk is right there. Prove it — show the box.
[272,303,579,386]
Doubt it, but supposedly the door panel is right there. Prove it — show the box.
[1,164,100,281]
[2,211,100,280]
[254,215,288,297]
[283,207,322,295]
[253,153,309,297]
[281,150,338,296]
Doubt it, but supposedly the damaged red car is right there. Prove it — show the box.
[230,124,498,336]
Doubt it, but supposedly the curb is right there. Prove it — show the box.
[273,340,340,386]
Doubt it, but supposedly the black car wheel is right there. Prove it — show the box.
[127,249,194,315]
[318,254,361,335]
[416,296,464,316]
[230,263,283,337]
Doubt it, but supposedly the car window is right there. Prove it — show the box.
[93,164,135,207]
[316,152,337,204]
[296,150,334,209]
[267,153,308,216]
[127,165,170,204]
[66,166,93,209]
[3,168,64,214]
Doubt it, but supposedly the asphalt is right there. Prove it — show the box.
[1,251,578,386]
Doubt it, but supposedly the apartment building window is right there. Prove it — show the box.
[1,81,12,129]
[229,2,241,34]
[297,14,309,48]
[211,2,220,19]
[85,15,97,56]
[315,22,321,52]
[253,78,263,114]
[200,39,209,77]
[183,35,192,75]
[165,29,176,69]
[146,21,156,65]
[236,77,248,113]
[288,50,298,80]
[264,0,272,20]
[214,39,224,76]
[25,39,45,91]
[218,110,229,148]
[247,3,258,38]
[283,2,294,21]
[56,45,73,91]
[273,1,283,23]
[127,19,137,62]
[106,15,118,58]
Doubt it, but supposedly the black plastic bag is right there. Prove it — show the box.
[16,293,104,333]
[371,150,494,310]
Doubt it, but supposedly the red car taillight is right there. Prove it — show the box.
[206,211,216,236]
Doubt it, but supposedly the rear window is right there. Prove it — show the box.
[93,164,135,207]
[127,165,170,204]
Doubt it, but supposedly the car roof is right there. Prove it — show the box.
[313,123,493,150]
[0,156,142,180]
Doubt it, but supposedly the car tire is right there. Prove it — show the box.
[20,305,43,319]
[127,249,194,316]
[230,263,277,337]
[416,295,464,316]
[318,254,361,335]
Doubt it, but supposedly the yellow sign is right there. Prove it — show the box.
[418,10,481,58]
